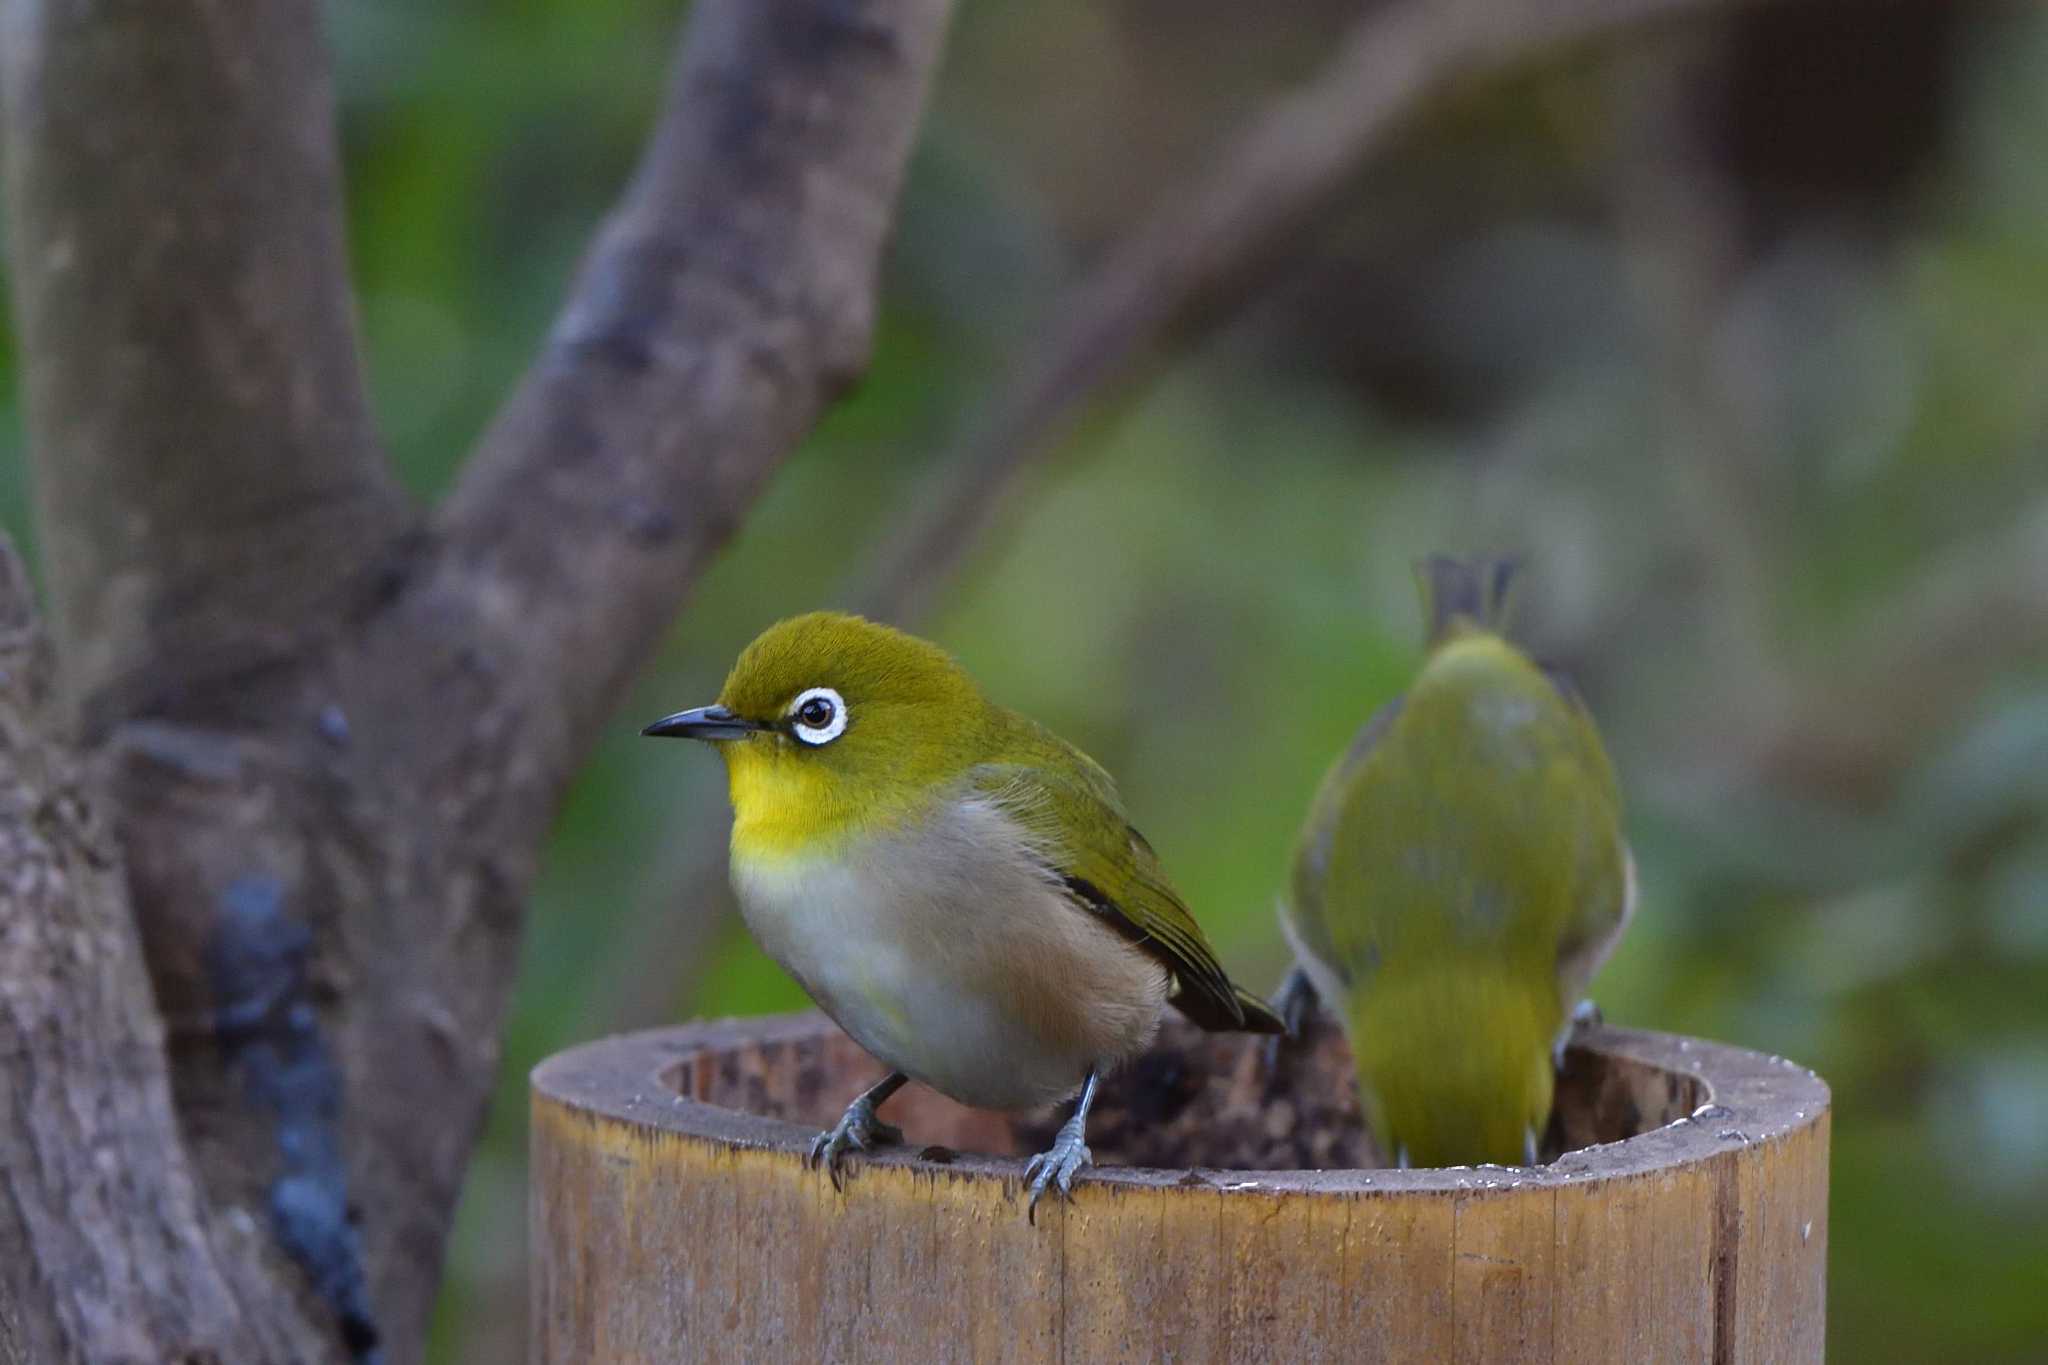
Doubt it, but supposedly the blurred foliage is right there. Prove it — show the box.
[3,1,2045,1360]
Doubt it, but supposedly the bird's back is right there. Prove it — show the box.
[1298,629,1625,1165]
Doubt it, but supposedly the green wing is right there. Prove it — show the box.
[1285,694,1403,988]
[967,742,1282,1034]
[1549,693,1634,1000]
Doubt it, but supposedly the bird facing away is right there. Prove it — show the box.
[1273,557,1634,1169]
[645,612,1283,1215]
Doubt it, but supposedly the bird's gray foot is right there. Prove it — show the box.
[1024,1069,1101,1223]
[807,1072,907,1191]
[1023,1121,1093,1222]
[1553,997,1604,1071]
[807,1098,903,1189]
[1262,966,1319,1073]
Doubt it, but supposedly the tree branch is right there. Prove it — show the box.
[0,0,408,735]
[1735,497,2048,808]
[1596,38,2048,811]
[270,0,952,1349]
[873,0,1774,593]
[434,0,954,771]
[0,538,330,1364]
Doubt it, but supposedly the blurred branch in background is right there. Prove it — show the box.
[864,0,1788,632]
[587,0,1793,1037]
[1739,495,2048,809]
[1605,32,1781,677]
[1604,33,2048,817]
[1596,35,1812,793]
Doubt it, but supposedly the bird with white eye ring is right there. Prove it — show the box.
[643,612,1283,1218]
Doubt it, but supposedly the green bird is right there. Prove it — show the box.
[1273,556,1634,1168]
[644,612,1283,1215]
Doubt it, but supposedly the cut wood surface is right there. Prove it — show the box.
[532,1012,1829,1363]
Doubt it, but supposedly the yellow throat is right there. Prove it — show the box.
[719,738,913,862]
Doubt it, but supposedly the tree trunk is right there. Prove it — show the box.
[0,1,953,1358]
[0,543,330,1362]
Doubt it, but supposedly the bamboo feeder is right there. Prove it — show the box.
[531,1011,1828,1362]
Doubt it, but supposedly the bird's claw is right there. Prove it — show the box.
[806,1095,903,1191]
[1023,1121,1093,1224]
[1261,966,1319,1075]
[1553,997,1604,1072]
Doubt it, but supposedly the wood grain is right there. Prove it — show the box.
[532,1013,1829,1363]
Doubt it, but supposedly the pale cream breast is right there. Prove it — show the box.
[730,796,1169,1111]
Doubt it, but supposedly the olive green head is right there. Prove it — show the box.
[643,613,989,850]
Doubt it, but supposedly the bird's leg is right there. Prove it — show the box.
[1552,997,1605,1072]
[1262,966,1320,1073]
[807,1071,908,1191]
[1024,1069,1101,1223]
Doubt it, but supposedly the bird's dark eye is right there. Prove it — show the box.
[788,686,848,745]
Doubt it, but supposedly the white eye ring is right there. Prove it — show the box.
[788,686,848,746]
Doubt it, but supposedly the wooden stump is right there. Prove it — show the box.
[531,1012,1829,1363]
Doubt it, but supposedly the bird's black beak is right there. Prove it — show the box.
[641,705,771,741]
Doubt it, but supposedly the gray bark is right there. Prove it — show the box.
[0,541,330,1362]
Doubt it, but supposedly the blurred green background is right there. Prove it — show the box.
[6,1,2046,1360]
